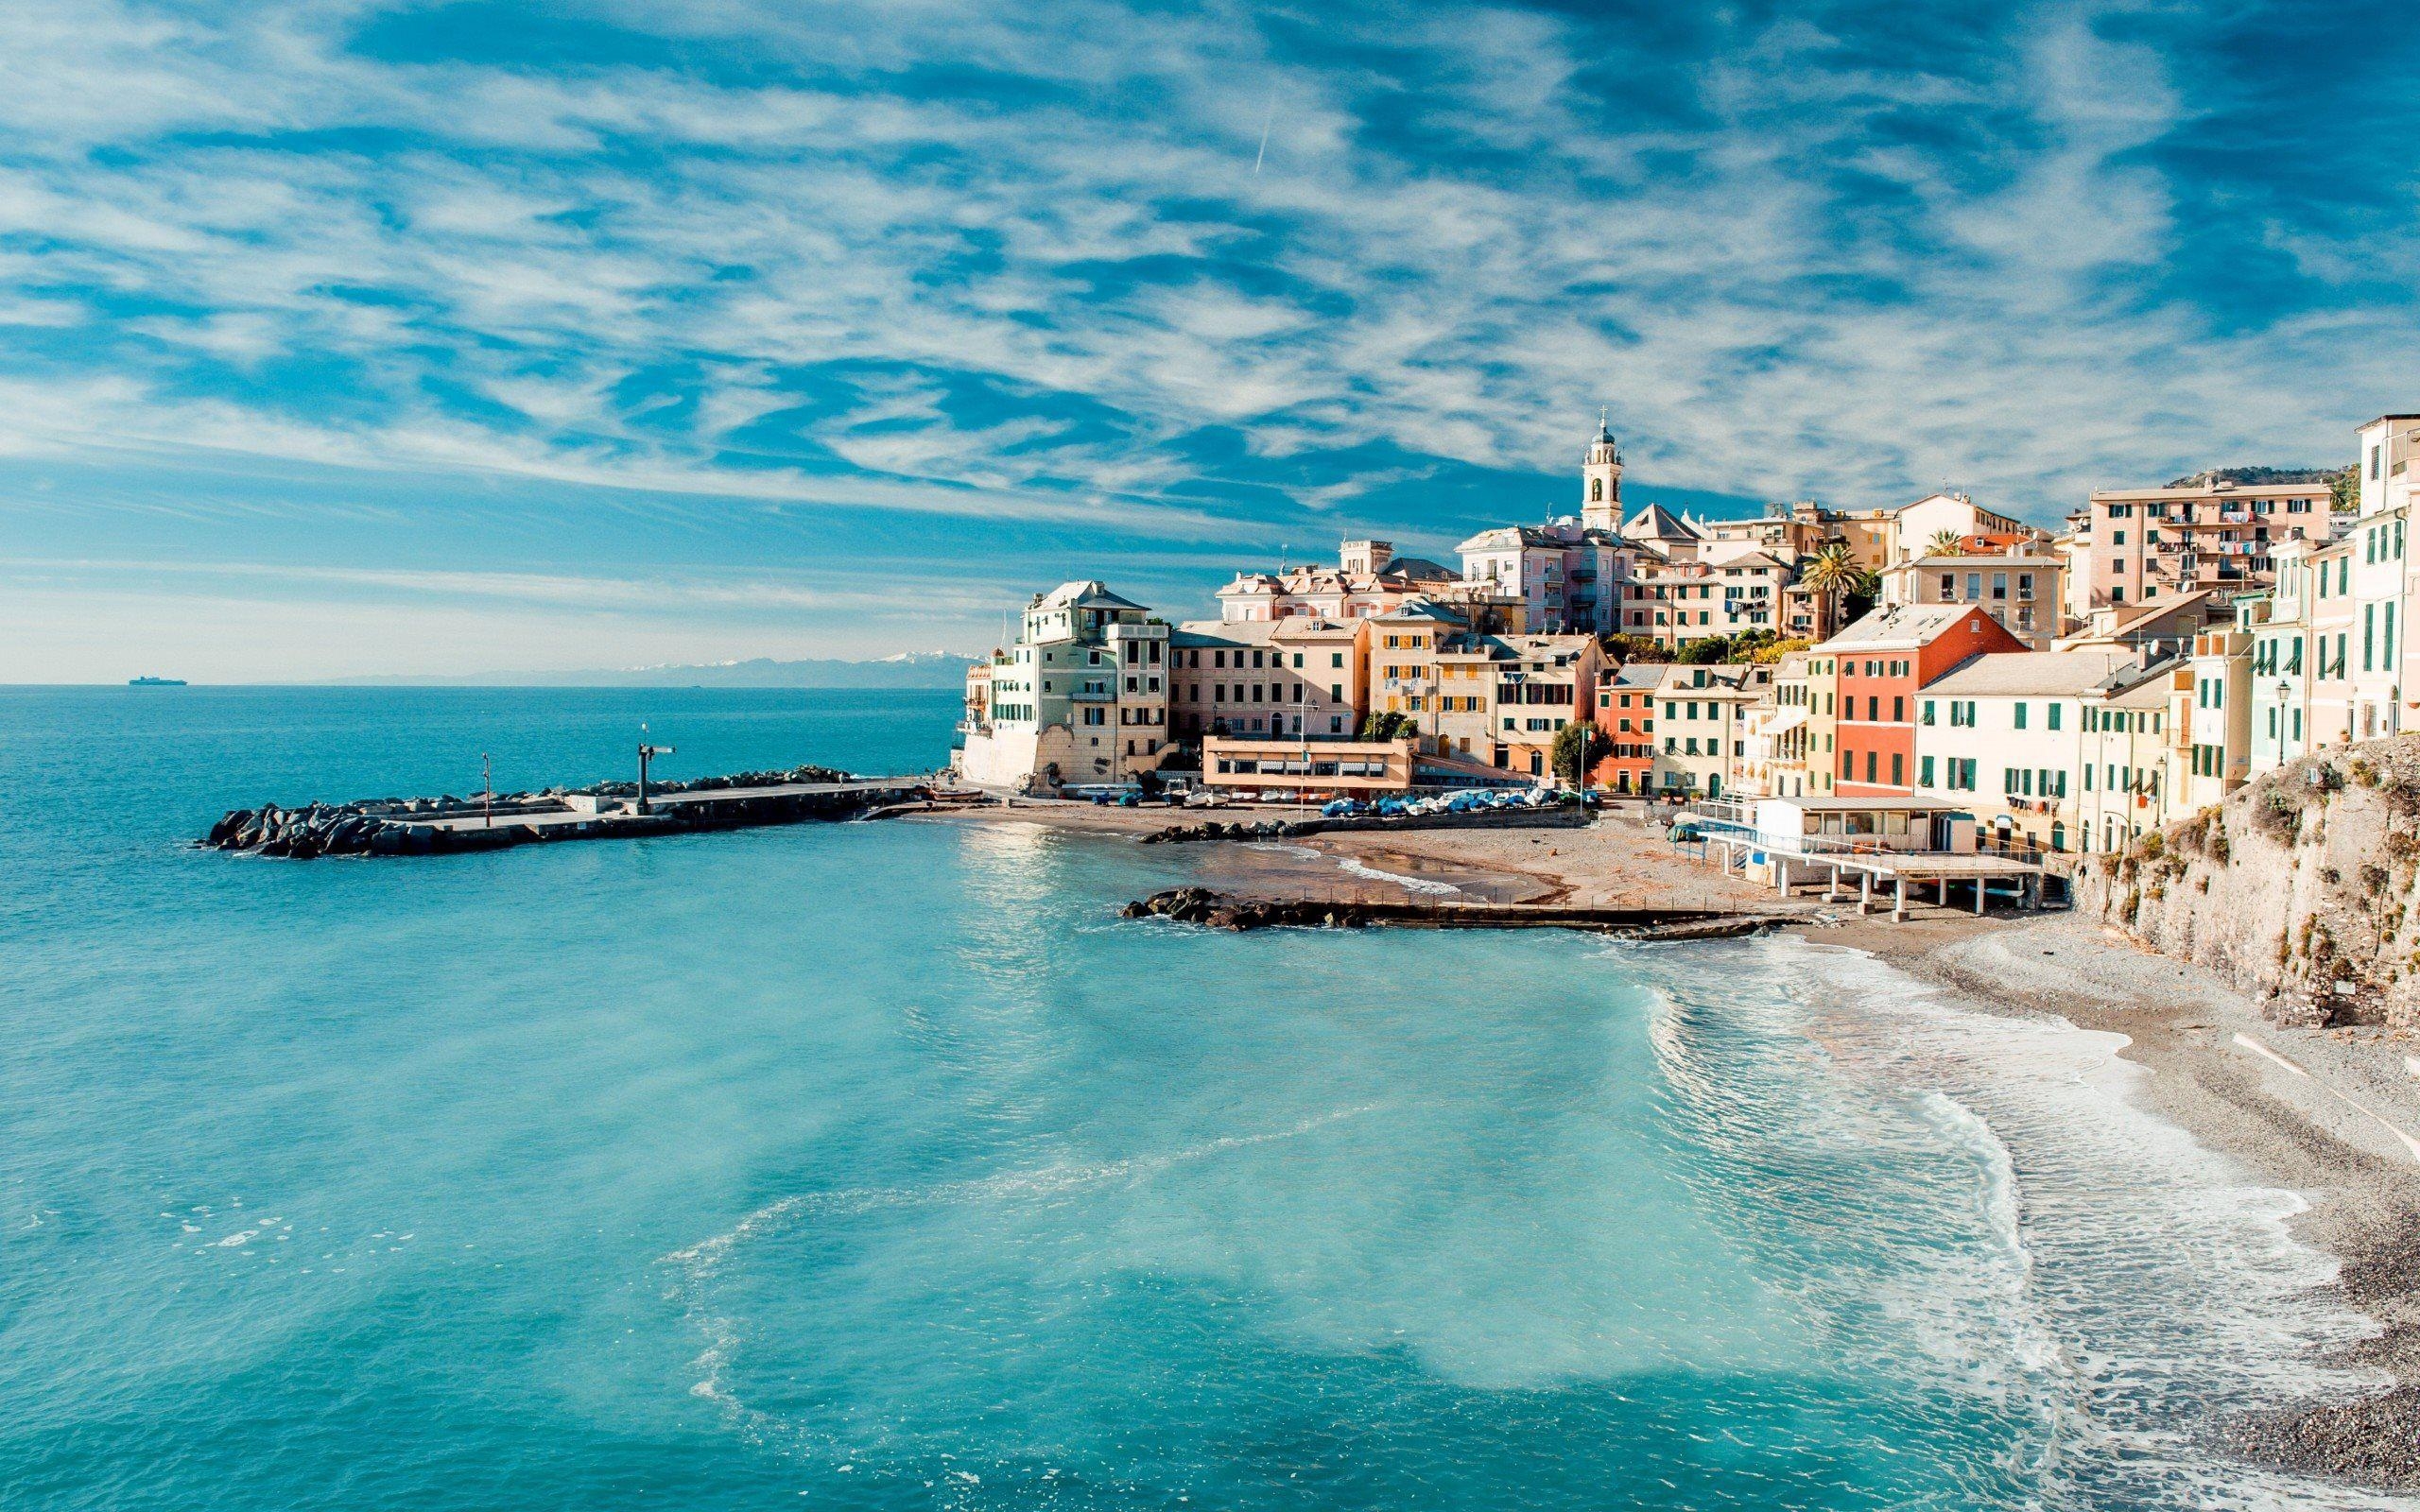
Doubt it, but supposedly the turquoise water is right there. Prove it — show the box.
[0,688,2390,1509]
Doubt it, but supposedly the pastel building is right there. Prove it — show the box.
[1876,542,2066,651]
[1820,603,2027,797]
[1452,421,1634,637]
[2076,474,2328,611]
[959,581,1171,791]
[1748,650,1818,798]
[1590,662,1667,794]
[2181,611,2255,808]
[2248,543,2313,775]
[2077,656,2182,854]
[1168,615,1370,744]
[1643,663,1770,799]
[1908,651,2131,853]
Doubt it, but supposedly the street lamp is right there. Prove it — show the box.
[637,723,675,814]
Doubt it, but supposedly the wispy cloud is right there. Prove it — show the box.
[0,0,2414,679]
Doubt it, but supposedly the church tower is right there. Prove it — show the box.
[1581,413,1623,532]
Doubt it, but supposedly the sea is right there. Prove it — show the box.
[0,686,2400,1510]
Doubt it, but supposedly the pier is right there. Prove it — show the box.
[201,766,950,859]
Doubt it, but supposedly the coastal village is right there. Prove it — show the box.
[957,411,2420,880]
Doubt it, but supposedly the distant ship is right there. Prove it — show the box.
[127,677,187,686]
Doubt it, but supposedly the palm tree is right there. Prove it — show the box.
[1926,527,1966,558]
[1799,542,1864,640]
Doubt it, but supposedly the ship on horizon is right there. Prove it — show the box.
[127,676,187,686]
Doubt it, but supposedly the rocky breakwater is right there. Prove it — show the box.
[2076,736,2420,1027]
[1121,887,1370,930]
[201,765,876,859]
[1140,817,1321,845]
[1139,803,1589,846]
[1120,886,1771,937]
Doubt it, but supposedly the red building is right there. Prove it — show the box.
[1589,662,1665,793]
[1818,604,2025,796]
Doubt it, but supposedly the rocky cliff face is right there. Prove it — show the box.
[2076,736,2420,1028]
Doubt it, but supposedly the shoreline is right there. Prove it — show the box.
[914,797,2420,1490]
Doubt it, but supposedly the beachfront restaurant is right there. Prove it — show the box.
[1747,797,1979,855]
[1202,736,1414,797]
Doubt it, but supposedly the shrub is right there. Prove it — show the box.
[2360,863,2392,899]
[2254,792,2303,844]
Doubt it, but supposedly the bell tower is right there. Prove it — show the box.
[1581,412,1623,531]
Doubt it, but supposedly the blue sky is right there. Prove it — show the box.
[3,0,2415,680]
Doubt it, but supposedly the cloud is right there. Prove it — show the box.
[0,0,2415,678]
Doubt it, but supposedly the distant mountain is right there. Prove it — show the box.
[340,651,977,689]
[2163,465,2342,489]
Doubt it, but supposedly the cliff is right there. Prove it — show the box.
[2076,736,2420,1027]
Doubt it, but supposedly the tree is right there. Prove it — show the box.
[1926,528,1966,557]
[1551,720,1602,788]
[1843,569,1882,626]
[1799,542,1864,639]
[1741,635,1810,665]
[1359,710,1419,743]
[2330,466,2360,514]
[1600,631,1671,664]
[1679,635,1735,664]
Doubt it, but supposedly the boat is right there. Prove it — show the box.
[127,677,187,686]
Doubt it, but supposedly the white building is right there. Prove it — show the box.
[1909,651,2129,853]
[959,581,1171,791]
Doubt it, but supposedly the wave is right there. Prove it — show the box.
[1626,933,2395,1509]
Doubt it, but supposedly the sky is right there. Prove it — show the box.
[2,0,2416,681]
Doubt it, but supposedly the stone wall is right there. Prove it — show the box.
[2073,735,2420,1026]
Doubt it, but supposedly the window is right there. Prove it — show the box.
[2014,703,2028,730]
[1920,754,1935,787]
[1922,700,1936,726]
[1891,752,1904,786]
[2047,704,2061,731]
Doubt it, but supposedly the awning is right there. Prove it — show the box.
[1759,707,1809,735]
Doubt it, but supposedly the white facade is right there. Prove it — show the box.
[959,581,1171,790]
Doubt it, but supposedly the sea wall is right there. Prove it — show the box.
[2073,735,2420,1027]
[200,765,891,859]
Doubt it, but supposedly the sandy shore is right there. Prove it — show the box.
[916,795,2420,1486]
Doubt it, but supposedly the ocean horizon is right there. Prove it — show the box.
[0,686,2394,1509]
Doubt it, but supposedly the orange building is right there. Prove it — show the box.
[1818,604,2027,797]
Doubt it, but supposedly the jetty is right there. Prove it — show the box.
[1120,886,1789,939]
[201,765,952,859]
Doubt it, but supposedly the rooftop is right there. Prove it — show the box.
[1922,650,2132,697]
[1816,603,1990,651]
[1033,580,1150,613]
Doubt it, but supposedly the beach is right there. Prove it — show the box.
[923,795,2420,1491]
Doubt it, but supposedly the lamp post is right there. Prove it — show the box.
[637,724,675,814]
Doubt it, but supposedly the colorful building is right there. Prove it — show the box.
[958,581,1172,791]
[1820,604,2027,797]
[1908,651,2131,853]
